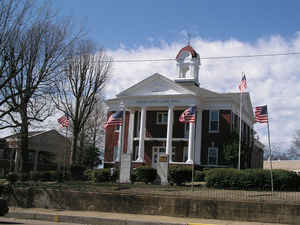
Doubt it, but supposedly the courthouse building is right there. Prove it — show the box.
[104,45,263,169]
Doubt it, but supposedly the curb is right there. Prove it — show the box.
[6,212,186,225]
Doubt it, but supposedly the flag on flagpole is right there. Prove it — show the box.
[104,111,123,128]
[255,105,268,123]
[179,106,196,123]
[238,74,247,92]
[57,113,69,128]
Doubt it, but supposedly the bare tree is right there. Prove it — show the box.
[0,1,79,171]
[85,99,106,149]
[0,0,32,117]
[53,40,111,165]
[287,130,300,159]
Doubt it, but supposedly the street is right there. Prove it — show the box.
[0,217,79,225]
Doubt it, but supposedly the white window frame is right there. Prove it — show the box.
[209,110,219,133]
[156,112,168,125]
[152,146,175,167]
[208,147,218,165]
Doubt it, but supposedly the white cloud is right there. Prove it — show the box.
[105,33,300,150]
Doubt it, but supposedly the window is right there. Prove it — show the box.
[209,110,219,132]
[208,147,218,165]
[156,112,168,124]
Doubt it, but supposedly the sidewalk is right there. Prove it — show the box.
[5,207,289,225]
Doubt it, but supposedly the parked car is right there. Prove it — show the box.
[0,198,8,216]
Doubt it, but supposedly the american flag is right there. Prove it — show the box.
[104,111,123,128]
[238,74,247,92]
[255,105,268,123]
[57,113,69,128]
[179,106,196,123]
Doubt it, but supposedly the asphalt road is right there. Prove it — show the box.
[0,217,79,225]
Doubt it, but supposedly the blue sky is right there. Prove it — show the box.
[54,0,300,49]
[45,0,300,149]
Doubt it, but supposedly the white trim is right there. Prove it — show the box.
[133,137,188,141]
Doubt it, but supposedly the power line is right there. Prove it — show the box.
[104,51,300,63]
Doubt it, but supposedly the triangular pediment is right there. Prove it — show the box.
[117,73,195,97]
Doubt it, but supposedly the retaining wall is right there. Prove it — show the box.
[8,189,300,224]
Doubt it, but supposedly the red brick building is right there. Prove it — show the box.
[104,45,263,169]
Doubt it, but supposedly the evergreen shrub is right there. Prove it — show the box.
[194,170,205,182]
[168,166,192,185]
[205,168,300,191]
[95,169,111,182]
[70,164,86,180]
[135,166,157,184]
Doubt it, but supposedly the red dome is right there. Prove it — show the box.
[176,45,198,60]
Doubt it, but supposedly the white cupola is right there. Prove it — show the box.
[175,45,200,86]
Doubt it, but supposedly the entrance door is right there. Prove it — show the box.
[152,146,166,169]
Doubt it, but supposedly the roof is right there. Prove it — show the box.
[176,45,198,60]
[4,130,54,139]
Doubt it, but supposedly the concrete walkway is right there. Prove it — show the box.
[5,207,289,225]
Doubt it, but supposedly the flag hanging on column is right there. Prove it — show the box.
[57,113,69,128]
[238,73,247,92]
[179,106,196,123]
[255,105,268,123]
[104,111,123,128]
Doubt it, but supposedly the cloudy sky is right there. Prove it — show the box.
[48,1,300,149]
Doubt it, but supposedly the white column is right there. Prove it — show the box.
[166,106,174,162]
[116,125,122,162]
[186,122,195,164]
[136,107,146,162]
[127,110,135,155]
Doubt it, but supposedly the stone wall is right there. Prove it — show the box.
[8,189,300,224]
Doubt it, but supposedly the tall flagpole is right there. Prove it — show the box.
[192,107,197,192]
[266,108,274,193]
[238,90,242,170]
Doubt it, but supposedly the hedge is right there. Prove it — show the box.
[84,168,119,183]
[205,168,300,191]
[135,166,157,184]
[168,166,192,185]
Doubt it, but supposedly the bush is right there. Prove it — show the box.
[135,166,157,184]
[95,169,111,183]
[205,168,300,191]
[194,170,205,182]
[83,169,95,183]
[6,172,18,184]
[168,166,192,186]
[70,164,86,180]
[30,171,40,181]
[19,173,30,182]
[110,168,119,183]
